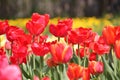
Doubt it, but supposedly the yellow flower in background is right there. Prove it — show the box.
[0,35,6,47]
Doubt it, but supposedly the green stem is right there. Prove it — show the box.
[39,56,44,79]
[109,47,113,63]
[33,54,35,70]
[51,68,55,80]
[56,66,62,80]
[77,44,80,64]
[27,55,33,79]
[58,37,60,42]
[83,44,87,67]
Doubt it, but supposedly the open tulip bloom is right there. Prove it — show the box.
[0,13,120,80]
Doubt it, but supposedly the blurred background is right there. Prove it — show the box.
[0,0,120,19]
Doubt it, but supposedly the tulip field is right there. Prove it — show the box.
[0,13,120,80]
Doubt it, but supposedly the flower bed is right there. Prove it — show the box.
[0,13,120,80]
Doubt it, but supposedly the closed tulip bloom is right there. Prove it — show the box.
[102,26,116,45]
[67,63,83,80]
[50,43,73,64]
[26,13,49,36]
[88,61,104,75]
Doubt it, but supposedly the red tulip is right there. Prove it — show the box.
[26,13,49,36]
[12,41,28,58]
[10,56,26,65]
[49,18,73,37]
[6,26,25,42]
[0,47,6,55]
[93,42,110,55]
[50,43,73,64]
[114,40,120,59]
[82,68,90,80]
[0,55,9,69]
[32,13,49,27]
[88,61,104,75]
[76,47,90,58]
[89,36,110,55]
[102,26,116,45]
[67,27,94,44]
[89,52,97,61]
[0,20,9,35]
[31,42,49,56]
[67,63,83,80]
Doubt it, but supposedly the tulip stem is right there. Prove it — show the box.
[83,44,87,67]
[109,47,113,63]
[33,54,35,70]
[58,37,60,42]
[77,44,80,64]
[56,66,62,80]
[39,56,44,79]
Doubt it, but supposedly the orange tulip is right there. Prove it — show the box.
[50,43,73,64]
[114,40,120,59]
[82,68,90,80]
[102,26,116,45]
[67,63,83,80]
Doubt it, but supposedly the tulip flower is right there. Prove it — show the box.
[114,39,120,59]
[0,54,22,80]
[67,27,94,44]
[12,41,28,58]
[0,47,6,55]
[6,26,25,42]
[50,43,73,64]
[89,36,110,55]
[0,65,22,80]
[102,26,116,45]
[10,56,26,65]
[67,63,83,80]
[0,55,9,69]
[76,47,90,58]
[49,18,73,37]
[88,61,104,75]
[82,68,90,80]
[26,13,49,36]
[89,52,97,61]
[0,20,9,35]
[31,42,49,56]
